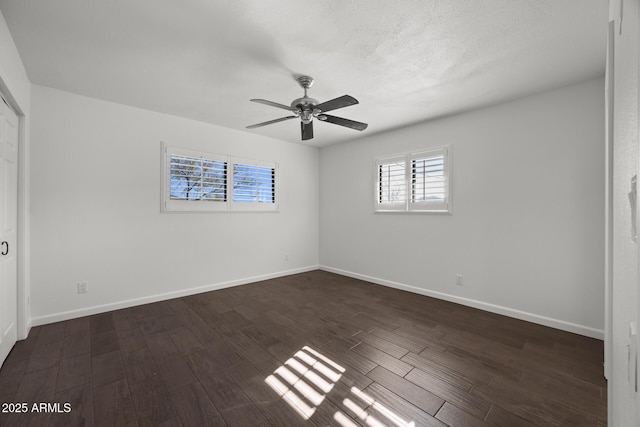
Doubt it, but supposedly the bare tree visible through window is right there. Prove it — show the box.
[378,161,406,204]
[233,163,275,203]
[163,144,278,212]
[169,154,226,201]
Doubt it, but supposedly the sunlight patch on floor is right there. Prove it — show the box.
[265,345,416,426]
[265,345,344,420]
[345,386,415,427]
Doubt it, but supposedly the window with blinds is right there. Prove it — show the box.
[162,143,278,212]
[233,163,275,203]
[375,146,451,213]
[409,150,447,211]
[231,161,277,211]
[170,155,227,201]
[376,156,407,210]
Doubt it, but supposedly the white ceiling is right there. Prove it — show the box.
[0,0,608,146]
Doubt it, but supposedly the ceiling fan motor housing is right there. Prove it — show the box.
[291,96,318,121]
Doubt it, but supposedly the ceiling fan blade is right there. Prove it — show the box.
[320,114,368,131]
[246,116,297,129]
[314,95,359,113]
[301,121,314,140]
[250,99,297,112]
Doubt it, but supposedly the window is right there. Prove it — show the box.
[231,160,277,211]
[375,146,451,213]
[376,155,406,210]
[409,151,447,211]
[162,144,278,212]
[169,153,227,202]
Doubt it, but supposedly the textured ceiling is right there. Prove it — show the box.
[0,0,608,146]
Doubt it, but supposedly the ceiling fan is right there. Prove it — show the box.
[246,75,368,141]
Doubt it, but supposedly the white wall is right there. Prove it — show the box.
[0,10,29,109]
[29,85,319,324]
[0,9,31,339]
[320,77,605,338]
[609,0,639,425]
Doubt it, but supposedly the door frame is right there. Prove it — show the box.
[604,20,614,384]
[0,76,30,341]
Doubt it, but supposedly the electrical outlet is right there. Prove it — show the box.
[456,275,464,286]
[77,282,88,294]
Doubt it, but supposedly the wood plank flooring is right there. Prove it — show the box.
[0,270,607,426]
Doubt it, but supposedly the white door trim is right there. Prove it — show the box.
[604,19,615,384]
[0,78,30,342]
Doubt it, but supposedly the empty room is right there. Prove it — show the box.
[0,1,638,426]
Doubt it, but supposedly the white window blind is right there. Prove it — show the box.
[376,156,407,210]
[162,143,278,212]
[231,161,277,211]
[409,148,448,211]
[375,146,451,213]
[170,154,227,201]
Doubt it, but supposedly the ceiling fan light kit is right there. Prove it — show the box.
[246,75,368,141]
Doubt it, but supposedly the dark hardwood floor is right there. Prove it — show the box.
[0,270,606,426]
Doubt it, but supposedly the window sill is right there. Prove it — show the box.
[374,209,452,215]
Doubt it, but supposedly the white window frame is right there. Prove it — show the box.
[162,143,279,213]
[374,145,451,214]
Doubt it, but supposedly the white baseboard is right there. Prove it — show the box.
[29,264,605,340]
[20,318,32,341]
[30,265,319,327]
[320,265,604,340]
